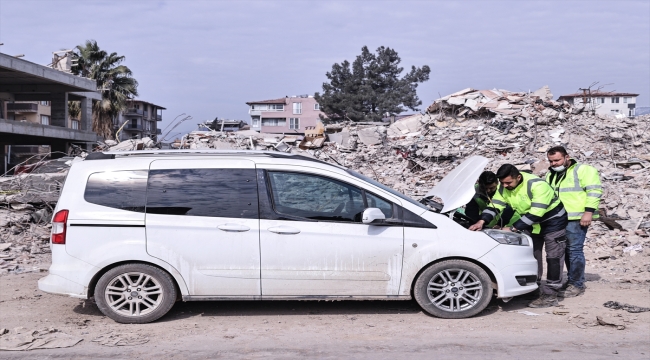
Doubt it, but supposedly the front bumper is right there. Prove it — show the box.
[479,243,538,298]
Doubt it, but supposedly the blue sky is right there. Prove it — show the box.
[1,0,648,136]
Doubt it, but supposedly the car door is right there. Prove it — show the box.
[145,159,261,297]
[258,168,404,297]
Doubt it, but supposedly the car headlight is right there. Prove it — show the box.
[483,229,530,246]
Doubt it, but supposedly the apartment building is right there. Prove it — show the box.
[5,101,84,129]
[558,92,639,117]
[246,95,323,134]
[114,100,165,141]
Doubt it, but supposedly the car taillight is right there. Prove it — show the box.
[51,210,69,245]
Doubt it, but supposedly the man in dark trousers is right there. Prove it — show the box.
[469,164,568,307]
[546,146,602,298]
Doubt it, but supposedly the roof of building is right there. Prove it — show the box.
[0,52,97,94]
[558,91,639,98]
[128,99,166,110]
[246,98,288,105]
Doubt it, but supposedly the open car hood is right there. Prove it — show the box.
[424,156,489,213]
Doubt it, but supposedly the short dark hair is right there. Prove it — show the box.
[478,171,497,186]
[496,164,520,180]
[547,146,568,157]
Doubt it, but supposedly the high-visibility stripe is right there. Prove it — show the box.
[568,210,600,217]
[585,185,602,190]
[587,193,602,198]
[492,199,507,206]
[520,216,534,225]
[483,209,497,216]
[559,187,583,192]
[526,178,544,199]
[531,202,548,209]
[541,207,566,222]
[573,164,582,189]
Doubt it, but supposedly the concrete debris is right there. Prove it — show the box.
[0,328,82,351]
[97,137,156,152]
[596,316,625,330]
[92,332,149,346]
[603,301,650,313]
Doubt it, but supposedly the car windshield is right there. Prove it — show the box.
[345,169,429,211]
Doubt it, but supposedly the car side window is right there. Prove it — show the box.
[268,171,364,222]
[84,170,148,212]
[146,168,258,218]
[366,192,393,218]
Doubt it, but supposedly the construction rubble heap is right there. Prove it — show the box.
[1,85,649,277]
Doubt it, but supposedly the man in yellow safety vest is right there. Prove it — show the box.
[546,146,602,298]
[469,164,568,308]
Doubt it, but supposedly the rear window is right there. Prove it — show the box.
[146,169,258,218]
[84,171,148,212]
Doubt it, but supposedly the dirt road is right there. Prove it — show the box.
[1,250,649,359]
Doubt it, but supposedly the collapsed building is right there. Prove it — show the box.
[1,86,649,276]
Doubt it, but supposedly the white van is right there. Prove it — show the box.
[39,150,538,323]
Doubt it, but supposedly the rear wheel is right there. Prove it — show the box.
[414,260,493,319]
[95,263,177,324]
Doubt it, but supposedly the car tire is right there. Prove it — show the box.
[414,259,493,319]
[95,263,177,324]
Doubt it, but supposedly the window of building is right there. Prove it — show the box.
[146,169,258,218]
[40,101,49,106]
[293,102,302,115]
[268,172,365,222]
[131,119,138,128]
[251,104,284,111]
[314,103,320,111]
[599,98,605,104]
[261,118,286,127]
[623,97,628,103]
[84,170,148,212]
[252,117,260,127]
[612,97,620,103]
[40,115,50,125]
[289,118,300,130]
[71,120,79,130]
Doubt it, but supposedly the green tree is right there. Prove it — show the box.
[314,46,430,123]
[71,40,138,138]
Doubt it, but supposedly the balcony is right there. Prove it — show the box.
[157,128,162,134]
[155,114,162,121]
[7,103,38,112]
[124,124,144,132]
[125,108,144,116]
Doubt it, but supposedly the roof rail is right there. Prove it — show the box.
[101,149,284,157]
[87,149,346,169]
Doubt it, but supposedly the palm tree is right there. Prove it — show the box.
[71,40,138,138]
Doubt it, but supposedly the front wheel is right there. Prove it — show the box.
[413,260,493,319]
[95,263,177,324]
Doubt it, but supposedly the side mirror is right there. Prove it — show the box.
[362,208,386,224]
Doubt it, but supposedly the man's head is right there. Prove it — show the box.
[547,146,570,172]
[478,171,498,197]
[496,164,522,190]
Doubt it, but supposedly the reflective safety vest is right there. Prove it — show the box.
[545,161,602,221]
[472,185,520,228]
[482,172,562,234]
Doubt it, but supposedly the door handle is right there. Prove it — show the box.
[267,226,301,235]
[217,223,250,232]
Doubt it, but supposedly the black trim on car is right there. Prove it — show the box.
[69,224,145,228]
